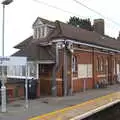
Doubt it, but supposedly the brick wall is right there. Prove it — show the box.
[6,83,24,102]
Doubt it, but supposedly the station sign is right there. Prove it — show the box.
[0,56,27,66]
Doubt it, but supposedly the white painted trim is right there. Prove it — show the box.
[32,18,44,29]
[44,25,47,37]
[7,75,36,79]
[97,74,106,77]
[46,24,56,28]
[74,47,109,54]
[67,39,120,53]
[72,77,78,80]
[56,77,92,81]
[36,60,55,64]
[56,77,79,81]
[56,78,62,81]
[52,39,65,43]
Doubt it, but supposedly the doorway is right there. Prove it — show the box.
[39,64,53,96]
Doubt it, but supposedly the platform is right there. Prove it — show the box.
[29,92,120,120]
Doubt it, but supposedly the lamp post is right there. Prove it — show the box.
[1,0,13,112]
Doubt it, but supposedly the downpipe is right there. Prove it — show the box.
[52,43,59,97]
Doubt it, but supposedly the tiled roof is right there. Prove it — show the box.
[12,43,55,61]
[54,21,120,51]
[14,36,33,49]
[13,18,120,61]
[32,20,120,51]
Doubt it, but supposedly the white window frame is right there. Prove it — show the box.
[34,25,46,39]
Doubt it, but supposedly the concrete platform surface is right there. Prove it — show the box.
[29,92,120,120]
[0,84,120,120]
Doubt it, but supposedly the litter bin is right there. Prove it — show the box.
[27,79,37,99]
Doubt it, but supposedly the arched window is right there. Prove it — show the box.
[105,58,108,72]
[72,56,77,72]
[96,57,99,72]
[100,57,104,72]
[101,57,104,71]
[113,59,116,74]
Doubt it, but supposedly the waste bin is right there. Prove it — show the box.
[27,79,37,99]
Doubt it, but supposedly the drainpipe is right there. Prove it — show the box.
[92,48,95,88]
[63,46,68,96]
[71,54,73,95]
[52,43,59,97]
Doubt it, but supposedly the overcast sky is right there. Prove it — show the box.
[0,0,120,56]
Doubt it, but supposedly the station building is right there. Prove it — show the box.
[7,17,120,97]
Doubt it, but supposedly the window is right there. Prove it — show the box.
[97,56,104,72]
[41,26,45,37]
[113,59,115,74]
[33,26,45,39]
[72,56,77,72]
[7,65,26,76]
[0,66,7,76]
[33,28,37,39]
[7,62,37,78]
[96,57,99,72]
[22,66,26,76]
[27,62,37,77]
[105,58,108,72]
[38,28,41,38]
[100,57,104,72]
[105,58,108,66]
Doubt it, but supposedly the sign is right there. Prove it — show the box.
[0,56,27,66]
[78,64,86,78]
[78,64,92,78]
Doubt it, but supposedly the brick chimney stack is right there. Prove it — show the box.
[93,19,104,35]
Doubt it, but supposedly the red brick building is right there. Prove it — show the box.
[10,17,120,97]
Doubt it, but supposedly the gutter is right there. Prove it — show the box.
[52,39,120,53]
[51,41,68,96]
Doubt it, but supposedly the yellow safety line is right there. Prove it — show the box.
[29,92,120,120]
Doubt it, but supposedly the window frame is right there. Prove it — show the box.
[72,56,77,72]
